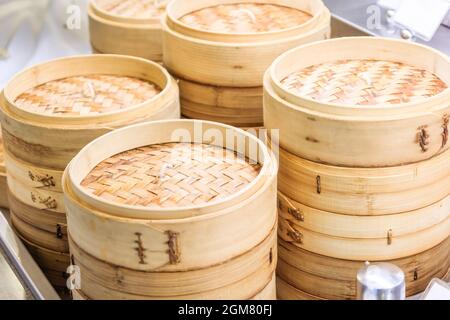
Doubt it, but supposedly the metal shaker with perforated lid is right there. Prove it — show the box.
[357,262,406,300]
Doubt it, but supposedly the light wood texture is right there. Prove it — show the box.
[72,273,276,300]
[0,55,180,170]
[277,277,323,300]
[278,192,450,239]
[163,0,330,87]
[277,146,450,215]
[8,191,66,239]
[0,130,7,208]
[264,37,450,167]
[277,237,450,300]
[88,1,165,61]
[279,212,450,261]
[10,213,68,253]
[178,78,263,127]
[64,120,278,272]
[69,225,276,299]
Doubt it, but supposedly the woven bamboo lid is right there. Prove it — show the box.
[179,3,312,33]
[281,59,448,105]
[80,142,262,208]
[92,0,167,19]
[14,75,161,116]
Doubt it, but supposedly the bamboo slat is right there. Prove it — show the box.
[278,192,450,239]
[72,273,276,300]
[264,37,450,167]
[277,237,450,300]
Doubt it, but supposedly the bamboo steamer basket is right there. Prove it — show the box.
[10,213,68,253]
[163,0,331,87]
[277,146,450,215]
[88,0,168,61]
[72,273,277,300]
[64,120,278,272]
[264,37,450,167]
[279,212,450,261]
[277,277,323,300]
[0,130,7,208]
[68,226,277,300]
[15,229,70,290]
[277,237,450,300]
[278,192,450,240]
[8,191,67,242]
[0,55,180,170]
[179,79,263,127]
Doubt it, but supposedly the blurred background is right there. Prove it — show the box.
[0,0,449,88]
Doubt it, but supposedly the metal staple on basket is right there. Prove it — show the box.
[281,59,448,105]
[14,75,161,116]
[81,142,262,208]
[93,0,168,19]
[179,3,312,33]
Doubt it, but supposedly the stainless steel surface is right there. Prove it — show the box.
[0,244,34,300]
[357,262,406,300]
[0,211,59,300]
[323,0,450,55]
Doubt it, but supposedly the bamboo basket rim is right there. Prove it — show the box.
[166,0,325,41]
[161,8,330,48]
[16,230,70,259]
[89,0,164,25]
[268,37,450,116]
[2,55,172,125]
[88,3,162,28]
[264,68,450,122]
[276,140,450,179]
[65,119,277,220]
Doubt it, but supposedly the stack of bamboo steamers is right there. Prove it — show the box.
[264,37,450,300]
[1,0,449,302]
[163,0,330,128]
[0,55,180,293]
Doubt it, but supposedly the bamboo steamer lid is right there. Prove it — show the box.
[277,237,450,299]
[88,0,168,61]
[163,0,331,87]
[64,120,278,271]
[0,54,180,171]
[265,37,450,167]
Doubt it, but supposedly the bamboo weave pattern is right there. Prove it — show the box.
[281,59,448,105]
[81,143,261,208]
[93,0,167,19]
[14,75,161,116]
[180,4,312,33]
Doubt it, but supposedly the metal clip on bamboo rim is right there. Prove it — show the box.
[64,119,278,273]
[265,37,450,167]
[88,0,166,61]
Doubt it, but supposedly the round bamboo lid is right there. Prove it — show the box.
[280,59,448,105]
[80,142,262,208]
[14,75,161,116]
[92,0,167,19]
[179,3,312,33]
